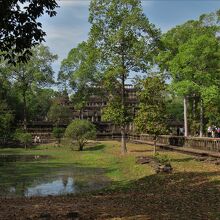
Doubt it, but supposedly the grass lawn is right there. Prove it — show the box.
[0,140,220,219]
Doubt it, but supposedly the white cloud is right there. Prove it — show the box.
[57,0,90,7]
[45,26,88,58]
[45,26,86,40]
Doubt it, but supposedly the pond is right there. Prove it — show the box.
[0,154,110,197]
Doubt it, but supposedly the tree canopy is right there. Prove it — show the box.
[88,0,161,153]
[157,10,220,136]
[65,119,96,151]
[0,44,57,129]
[58,41,102,111]
[0,0,58,63]
[135,76,168,154]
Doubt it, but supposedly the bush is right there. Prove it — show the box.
[154,153,170,165]
[52,127,65,146]
[14,129,32,149]
[64,119,96,151]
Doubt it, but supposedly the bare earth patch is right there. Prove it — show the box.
[0,142,220,220]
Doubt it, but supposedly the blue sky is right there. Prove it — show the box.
[39,0,220,77]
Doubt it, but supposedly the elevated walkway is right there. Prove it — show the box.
[131,139,220,158]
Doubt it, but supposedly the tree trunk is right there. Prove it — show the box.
[120,64,127,154]
[78,144,83,151]
[200,99,204,137]
[23,90,27,131]
[192,95,196,119]
[121,127,127,154]
[78,140,84,151]
[184,96,188,137]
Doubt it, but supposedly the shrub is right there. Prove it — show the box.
[154,153,170,165]
[14,129,32,149]
[64,120,96,151]
[52,127,65,146]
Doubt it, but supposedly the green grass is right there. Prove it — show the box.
[1,141,220,219]
[0,140,220,189]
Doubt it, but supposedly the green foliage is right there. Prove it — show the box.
[135,76,168,136]
[89,0,161,73]
[201,86,220,124]
[0,0,58,63]
[157,10,220,133]
[102,102,131,126]
[1,45,57,129]
[52,127,65,145]
[0,102,14,143]
[58,41,102,110]
[88,0,161,153]
[10,45,57,89]
[14,129,32,149]
[64,120,96,151]
[166,94,183,122]
[47,103,72,126]
[27,88,56,121]
[154,153,170,165]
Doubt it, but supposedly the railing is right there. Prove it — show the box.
[2,130,220,153]
[129,134,220,153]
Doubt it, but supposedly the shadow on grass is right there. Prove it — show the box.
[170,157,194,162]
[84,144,106,151]
[0,163,220,220]
[89,171,220,220]
[130,149,153,153]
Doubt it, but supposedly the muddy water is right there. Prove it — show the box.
[0,155,110,197]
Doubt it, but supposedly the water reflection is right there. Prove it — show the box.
[0,155,110,197]
[25,177,75,196]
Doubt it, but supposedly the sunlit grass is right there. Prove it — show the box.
[0,140,220,189]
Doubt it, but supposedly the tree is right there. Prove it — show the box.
[88,0,161,153]
[157,10,220,137]
[7,45,57,130]
[52,127,65,147]
[135,76,168,155]
[58,41,103,117]
[0,102,14,144]
[0,0,58,63]
[64,119,96,151]
[47,102,72,126]
[27,88,56,121]
[201,86,220,125]
[14,129,32,149]
[166,94,184,125]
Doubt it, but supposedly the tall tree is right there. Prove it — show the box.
[135,76,168,155]
[58,41,102,117]
[89,0,161,153]
[47,102,72,127]
[0,101,14,144]
[7,45,57,129]
[157,10,220,137]
[0,0,58,63]
[27,88,57,121]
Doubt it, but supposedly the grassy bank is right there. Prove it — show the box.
[1,140,220,188]
[0,141,220,219]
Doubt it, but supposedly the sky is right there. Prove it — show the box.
[39,0,220,78]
